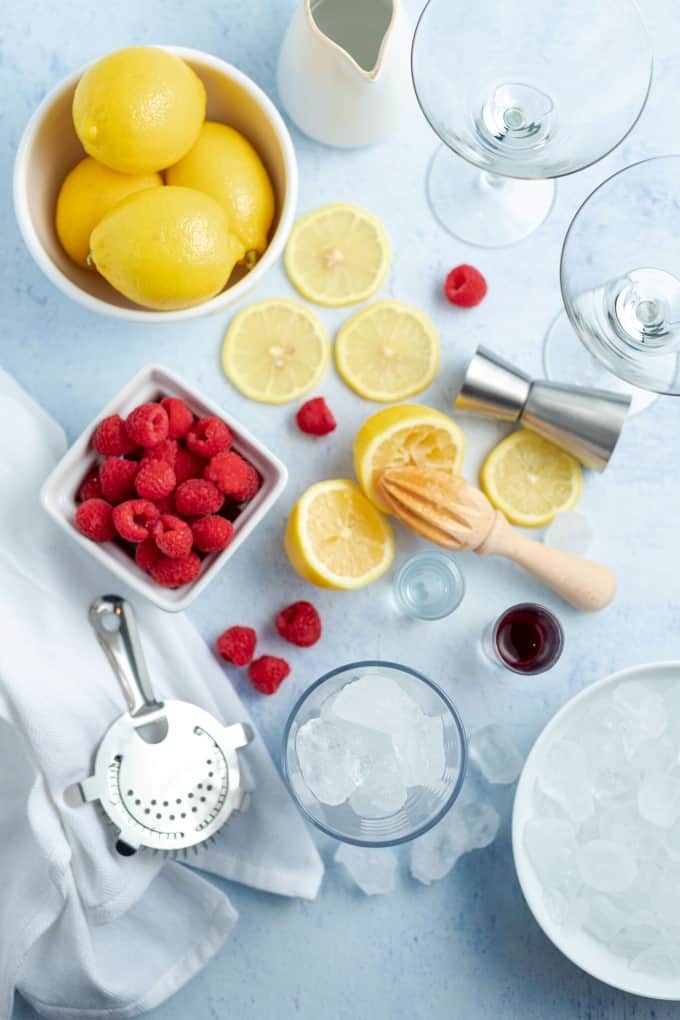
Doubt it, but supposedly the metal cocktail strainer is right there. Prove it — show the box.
[67,595,252,857]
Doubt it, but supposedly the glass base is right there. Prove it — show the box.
[426,144,555,248]
[543,310,659,416]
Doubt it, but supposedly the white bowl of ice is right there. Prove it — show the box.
[283,661,467,847]
[513,661,680,999]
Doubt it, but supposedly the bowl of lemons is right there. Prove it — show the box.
[14,46,298,321]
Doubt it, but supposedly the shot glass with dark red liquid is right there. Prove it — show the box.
[482,603,564,675]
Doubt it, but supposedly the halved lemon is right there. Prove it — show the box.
[354,404,466,512]
[222,298,330,404]
[285,480,394,590]
[335,301,440,402]
[285,204,390,306]
[480,430,583,528]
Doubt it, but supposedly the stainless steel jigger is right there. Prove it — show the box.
[454,346,631,471]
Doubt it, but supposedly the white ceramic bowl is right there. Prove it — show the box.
[13,46,298,322]
[513,661,680,1000]
[40,364,288,612]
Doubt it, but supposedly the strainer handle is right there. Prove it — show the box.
[89,596,163,718]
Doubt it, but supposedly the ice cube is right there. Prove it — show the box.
[665,818,680,862]
[295,718,363,806]
[330,673,419,736]
[538,740,594,823]
[587,699,647,760]
[349,751,407,818]
[469,725,524,785]
[523,818,578,889]
[393,713,445,787]
[609,921,664,961]
[459,800,500,849]
[613,681,667,739]
[630,736,677,778]
[631,944,680,978]
[544,511,593,556]
[576,839,637,894]
[334,843,398,896]
[543,889,589,934]
[583,894,628,943]
[637,772,680,829]
[409,798,499,885]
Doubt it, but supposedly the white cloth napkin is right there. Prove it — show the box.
[0,368,323,1020]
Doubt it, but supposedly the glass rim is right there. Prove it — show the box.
[491,602,565,676]
[409,0,654,182]
[281,659,468,847]
[394,551,466,620]
[559,154,680,396]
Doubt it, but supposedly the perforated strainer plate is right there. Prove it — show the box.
[69,596,252,856]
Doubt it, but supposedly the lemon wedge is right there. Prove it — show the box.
[480,430,583,528]
[354,404,466,512]
[335,301,439,402]
[222,299,330,404]
[285,204,390,306]
[285,480,394,590]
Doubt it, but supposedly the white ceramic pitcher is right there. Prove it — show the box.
[276,0,412,148]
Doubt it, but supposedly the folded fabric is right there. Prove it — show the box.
[0,367,323,1020]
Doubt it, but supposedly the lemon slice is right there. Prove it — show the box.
[222,298,330,404]
[354,404,466,512]
[285,204,390,306]
[335,301,440,402]
[285,480,394,590]
[480,430,583,528]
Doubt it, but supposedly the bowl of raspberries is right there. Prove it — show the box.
[41,364,288,611]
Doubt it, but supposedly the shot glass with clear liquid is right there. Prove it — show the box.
[481,603,564,675]
[393,551,466,621]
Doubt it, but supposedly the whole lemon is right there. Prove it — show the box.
[89,186,245,310]
[56,157,163,268]
[73,47,206,174]
[166,122,275,263]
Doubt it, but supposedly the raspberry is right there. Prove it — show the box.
[151,551,201,588]
[296,398,336,436]
[152,514,193,558]
[99,457,139,503]
[152,496,176,516]
[161,397,194,440]
[125,402,169,448]
[135,537,162,574]
[232,464,260,502]
[112,499,160,542]
[135,460,176,501]
[141,439,178,467]
[215,626,257,667]
[174,447,204,485]
[75,498,115,542]
[92,414,137,456]
[78,466,102,502]
[275,601,322,648]
[203,451,252,497]
[248,655,290,695]
[186,416,232,458]
[191,515,234,553]
[174,479,224,517]
[444,264,488,308]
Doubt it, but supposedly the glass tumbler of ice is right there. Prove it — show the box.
[283,661,467,846]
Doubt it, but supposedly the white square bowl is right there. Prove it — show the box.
[40,364,288,612]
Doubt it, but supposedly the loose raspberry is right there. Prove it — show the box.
[174,479,224,517]
[174,447,204,485]
[275,601,322,648]
[141,439,178,468]
[99,457,139,503]
[112,499,160,542]
[151,552,201,588]
[152,496,176,516]
[125,402,169,448]
[216,626,257,667]
[135,460,176,501]
[78,466,102,502]
[444,264,488,308]
[135,537,162,574]
[152,514,193,558]
[75,498,115,542]
[296,398,336,437]
[186,416,232,458]
[248,655,290,695]
[191,515,234,553]
[161,397,194,440]
[204,451,255,499]
[92,414,137,456]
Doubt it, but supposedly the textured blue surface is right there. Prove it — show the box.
[3,0,680,1016]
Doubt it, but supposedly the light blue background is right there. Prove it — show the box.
[3,0,680,1016]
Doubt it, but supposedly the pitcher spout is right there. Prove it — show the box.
[305,0,398,81]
